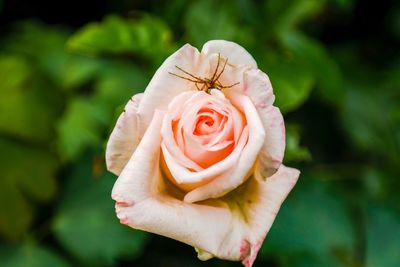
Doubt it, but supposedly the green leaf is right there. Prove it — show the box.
[264,0,325,33]
[94,60,148,110]
[279,31,344,105]
[2,21,109,92]
[57,59,148,161]
[60,55,104,90]
[366,204,400,267]
[342,86,400,167]
[183,0,254,48]
[67,15,173,63]
[183,0,236,46]
[260,175,354,263]
[2,22,71,85]
[285,124,312,162]
[281,253,342,267]
[0,139,58,241]
[0,55,63,142]
[56,98,108,161]
[0,243,70,267]
[53,156,148,265]
[262,52,314,113]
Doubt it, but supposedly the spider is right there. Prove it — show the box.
[168,53,240,94]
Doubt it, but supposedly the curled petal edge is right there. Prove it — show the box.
[106,93,143,175]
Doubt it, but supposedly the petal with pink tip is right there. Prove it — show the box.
[229,165,300,267]
[257,106,286,177]
[114,159,299,267]
[235,68,285,175]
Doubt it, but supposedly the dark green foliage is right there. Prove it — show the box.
[0,0,398,266]
[260,175,354,266]
[53,156,148,265]
[0,244,70,267]
[0,139,58,241]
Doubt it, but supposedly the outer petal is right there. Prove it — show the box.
[202,40,257,68]
[113,160,299,267]
[111,109,165,203]
[106,93,143,175]
[137,44,212,133]
[112,109,245,260]
[184,92,265,203]
[231,165,300,267]
[241,69,275,110]
[234,68,285,176]
[111,105,299,266]
[257,106,286,177]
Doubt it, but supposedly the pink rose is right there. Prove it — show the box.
[106,40,300,267]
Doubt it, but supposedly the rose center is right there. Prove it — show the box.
[194,112,224,136]
[165,91,245,170]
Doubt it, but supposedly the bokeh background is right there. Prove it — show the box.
[0,0,399,266]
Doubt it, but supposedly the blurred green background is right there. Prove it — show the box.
[0,0,399,266]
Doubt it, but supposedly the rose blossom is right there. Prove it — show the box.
[106,40,300,266]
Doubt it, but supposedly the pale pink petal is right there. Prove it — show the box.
[202,40,257,68]
[114,162,299,266]
[162,127,248,191]
[233,68,285,175]
[110,42,299,267]
[111,110,165,203]
[137,44,212,134]
[106,93,143,175]
[257,106,286,176]
[160,91,204,172]
[184,92,265,203]
[232,165,300,267]
[161,90,250,190]
[116,196,245,262]
[240,69,275,109]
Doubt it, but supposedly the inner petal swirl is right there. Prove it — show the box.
[161,89,247,191]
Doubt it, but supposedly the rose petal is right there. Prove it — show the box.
[184,92,265,203]
[116,196,245,261]
[230,165,300,267]
[160,90,251,190]
[257,106,285,177]
[109,42,298,267]
[137,44,212,134]
[106,93,143,175]
[114,161,299,267]
[241,69,275,109]
[161,99,204,172]
[202,40,257,68]
[111,109,165,204]
[162,126,248,191]
[234,68,285,176]
[112,109,245,261]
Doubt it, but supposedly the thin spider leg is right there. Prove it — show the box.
[214,57,228,82]
[175,66,203,81]
[168,72,201,83]
[200,83,207,91]
[204,78,212,83]
[210,53,221,81]
[214,81,223,89]
[214,80,223,88]
[220,82,240,89]
[195,82,201,90]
